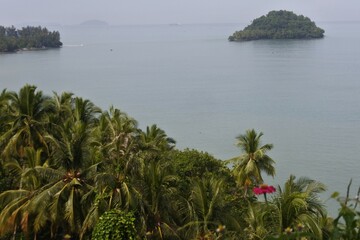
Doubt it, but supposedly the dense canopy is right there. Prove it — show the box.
[0,85,358,239]
[0,26,62,52]
[229,10,325,41]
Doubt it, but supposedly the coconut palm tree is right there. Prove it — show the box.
[0,146,49,239]
[4,147,44,191]
[48,91,73,126]
[138,124,176,154]
[271,175,327,239]
[135,160,179,239]
[0,85,53,161]
[0,96,104,239]
[43,97,101,237]
[228,129,275,188]
[80,108,140,238]
[48,97,101,169]
[92,107,138,172]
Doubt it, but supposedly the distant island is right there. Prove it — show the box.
[0,26,62,52]
[228,10,325,41]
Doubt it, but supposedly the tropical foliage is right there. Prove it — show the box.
[229,10,325,41]
[0,26,62,52]
[92,210,136,240]
[329,180,360,239]
[0,85,358,240]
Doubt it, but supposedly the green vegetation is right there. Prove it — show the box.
[0,85,359,239]
[0,26,62,52]
[92,210,136,240]
[229,10,325,41]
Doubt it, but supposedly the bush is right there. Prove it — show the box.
[92,210,136,240]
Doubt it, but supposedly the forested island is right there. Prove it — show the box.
[0,85,359,239]
[0,26,62,52]
[229,10,325,41]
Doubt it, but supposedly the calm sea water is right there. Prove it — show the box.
[1,22,360,214]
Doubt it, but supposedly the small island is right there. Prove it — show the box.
[0,26,62,53]
[229,10,325,41]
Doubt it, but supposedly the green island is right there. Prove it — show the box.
[0,26,62,53]
[0,85,359,240]
[229,10,325,41]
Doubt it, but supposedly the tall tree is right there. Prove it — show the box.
[0,96,103,239]
[80,107,140,238]
[136,160,179,239]
[228,129,275,187]
[138,124,176,154]
[0,85,52,164]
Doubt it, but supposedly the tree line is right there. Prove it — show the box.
[0,85,358,239]
[229,10,325,41]
[0,26,62,52]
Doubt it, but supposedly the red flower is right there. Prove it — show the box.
[253,184,276,195]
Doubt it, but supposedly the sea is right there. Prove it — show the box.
[1,22,360,215]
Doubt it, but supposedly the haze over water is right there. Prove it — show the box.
[1,22,360,214]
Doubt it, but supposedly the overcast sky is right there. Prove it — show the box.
[1,0,359,26]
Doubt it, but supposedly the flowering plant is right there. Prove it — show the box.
[253,184,276,195]
[253,184,276,203]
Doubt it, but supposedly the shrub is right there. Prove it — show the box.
[92,210,136,240]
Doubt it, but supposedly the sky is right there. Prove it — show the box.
[1,0,359,26]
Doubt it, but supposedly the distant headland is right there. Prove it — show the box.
[228,10,325,41]
[0,26,62,53]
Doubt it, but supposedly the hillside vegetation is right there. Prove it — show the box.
[229,10,325,41]
[0,85,358,239]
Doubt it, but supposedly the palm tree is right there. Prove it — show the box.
[71,99,143,240]
[48,97,101,169]
[44,97,101,237]
[178,177,235,239]
[80,108,140,238]
[4,147,44,191]
[136,160,179,239]
[0,85,53,160]
[0,88,145,239]
[0,147,44,239]
[0,166,98,239]
[271,175,327,239]
[48,91,73,127]
[0,96,104,239]
[228,129,275,188]
[0,188,33,239]
[92,107,138,172]
[138,124,176,154]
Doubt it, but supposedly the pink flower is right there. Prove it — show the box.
[253,187,265,195]
[253,184,276,195]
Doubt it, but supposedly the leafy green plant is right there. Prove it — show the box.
[92,210,136,240]
[329,180,360,240]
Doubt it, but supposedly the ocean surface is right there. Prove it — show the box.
[1,22,360,214]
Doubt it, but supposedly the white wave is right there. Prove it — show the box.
[63,44,84,47]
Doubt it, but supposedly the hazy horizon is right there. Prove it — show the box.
[1,0,360,27]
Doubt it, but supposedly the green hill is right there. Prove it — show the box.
[229,10,325,41]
